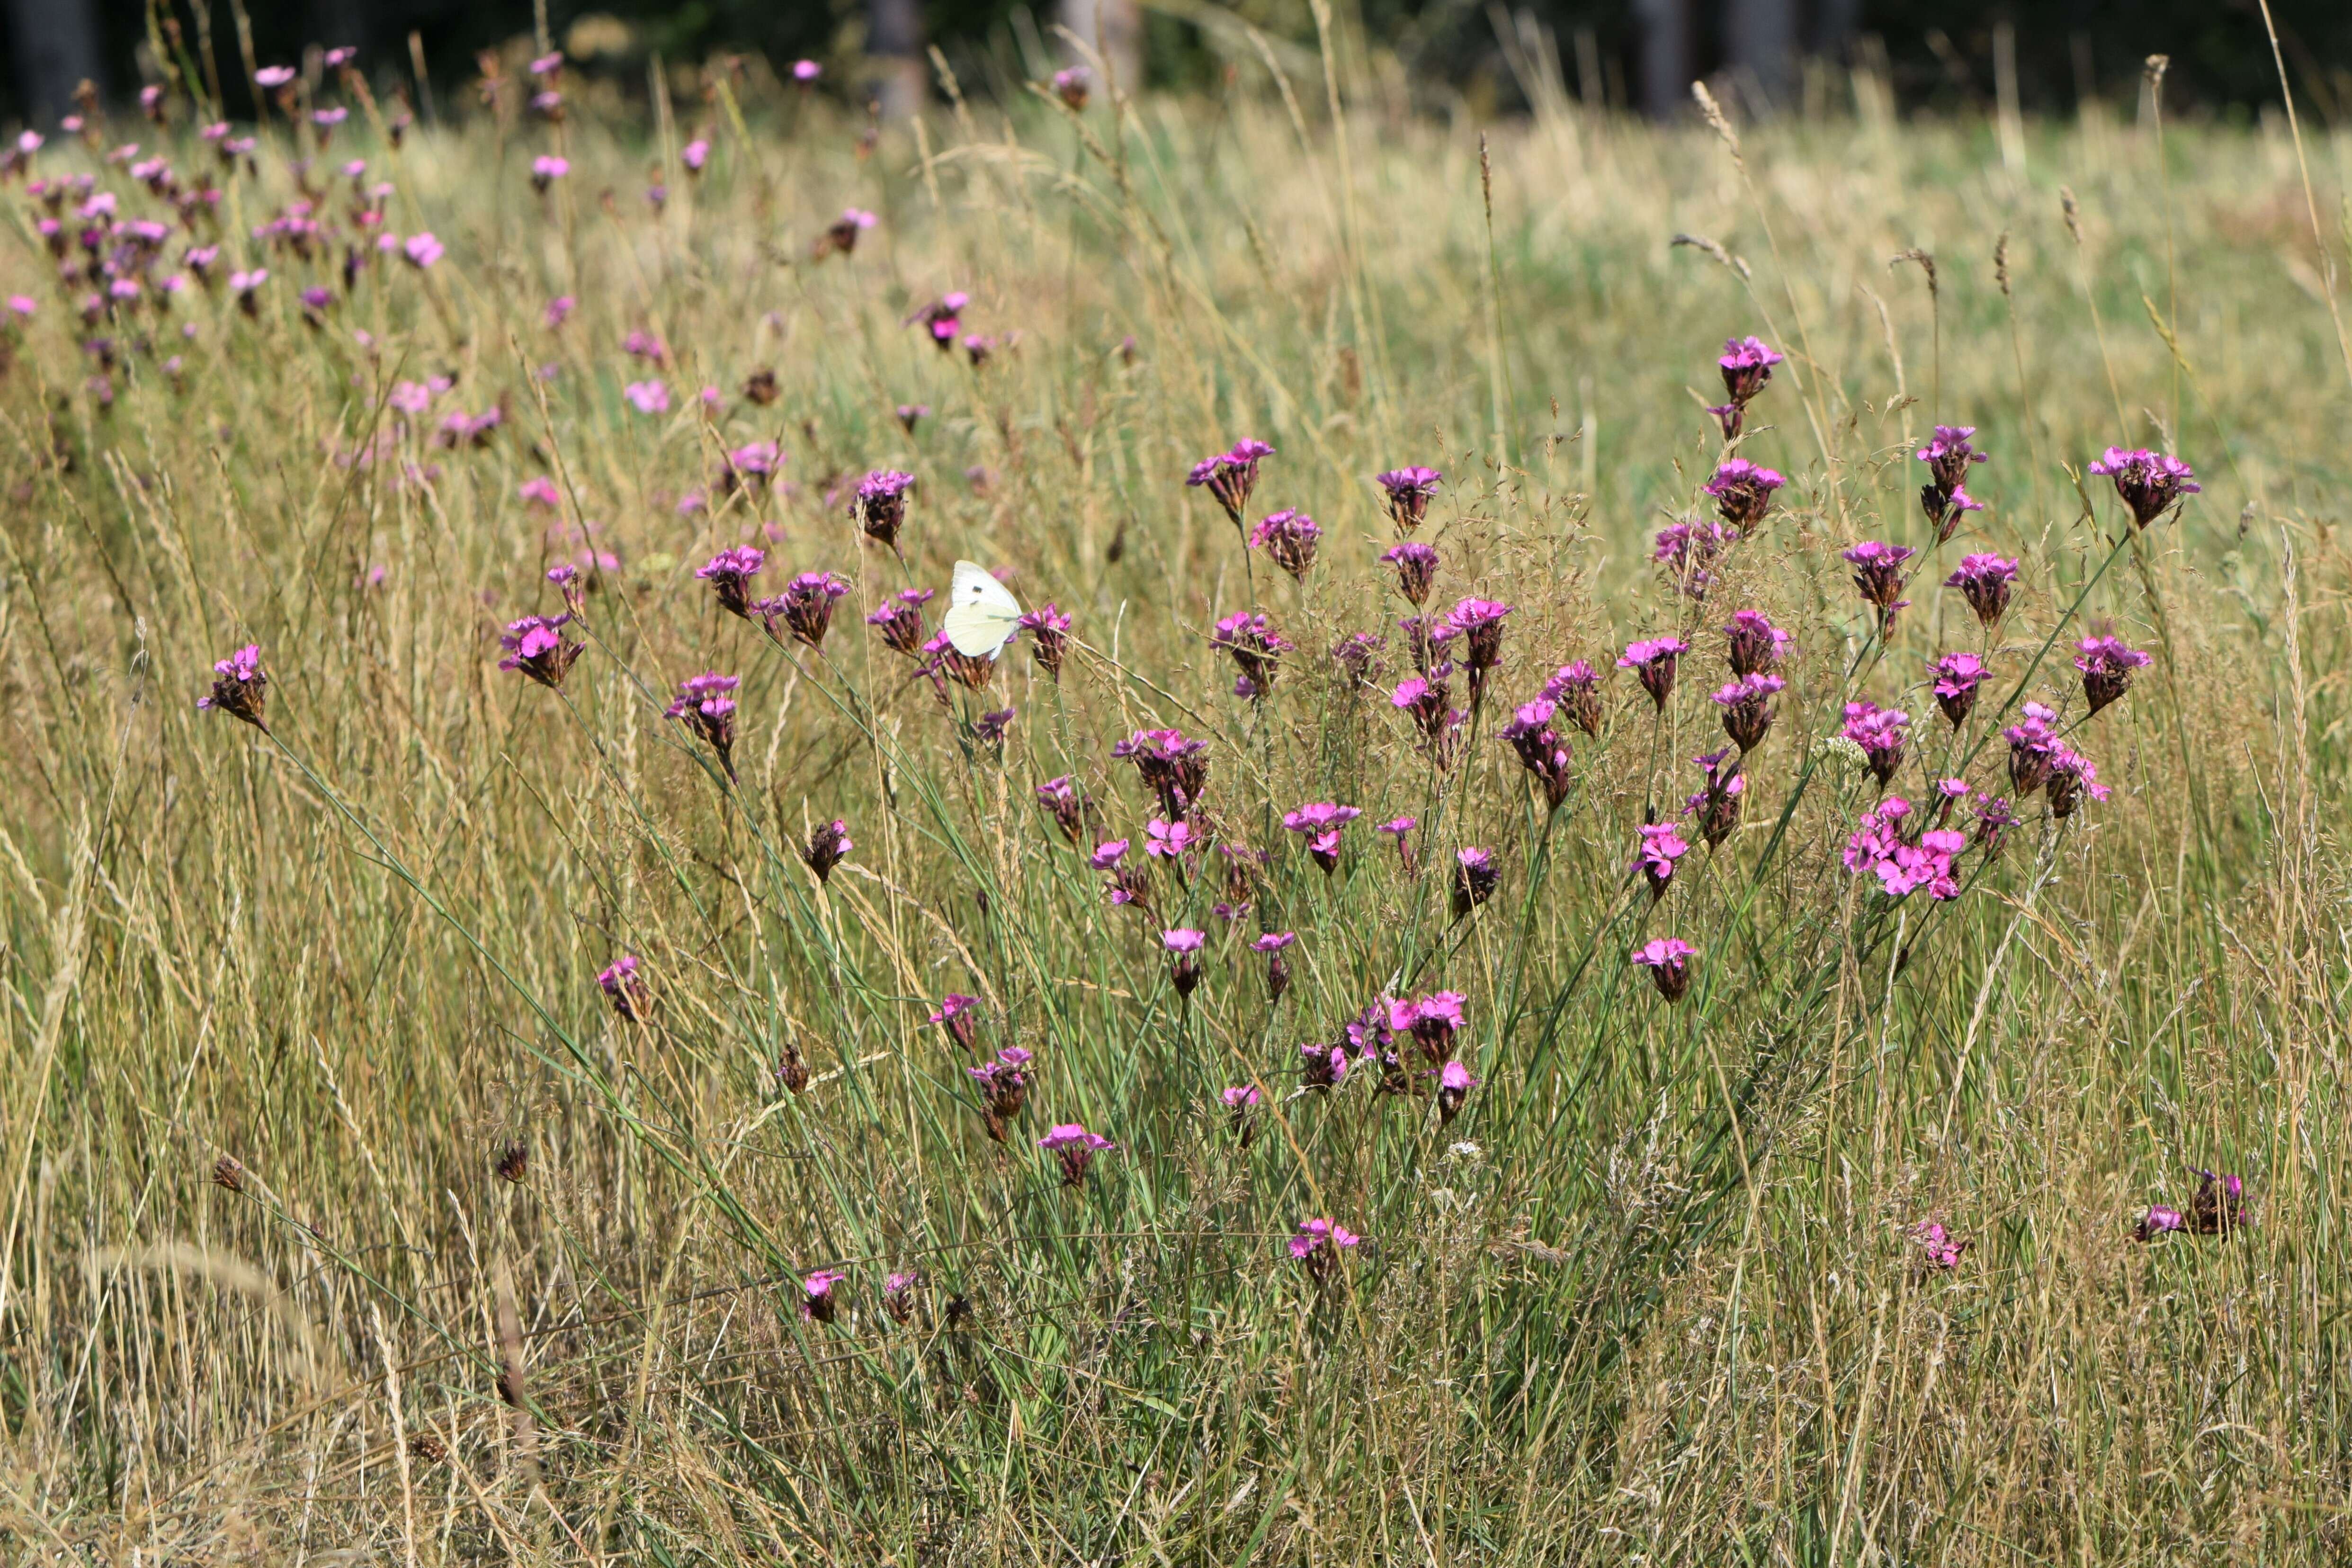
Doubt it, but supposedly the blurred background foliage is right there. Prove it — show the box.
[8,0,2352,128]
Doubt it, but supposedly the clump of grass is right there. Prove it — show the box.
[3,42,2351,1562]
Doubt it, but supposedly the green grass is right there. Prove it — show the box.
[3,57,2352,1563]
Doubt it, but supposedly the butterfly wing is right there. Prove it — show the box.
[943,560,1024,658]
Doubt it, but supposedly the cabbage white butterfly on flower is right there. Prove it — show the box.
[942,560,1024,659]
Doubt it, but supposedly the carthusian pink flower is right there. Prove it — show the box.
[1501,699,1573,809]
[1685,747,1744,847]
[696,546,765,618]
[498,615,582,689]
[229,269,268,315]
[968,1047,1032,1141]
[1633,937,1695,1002]
[866,587,933,656]
[1634,824,1687,899]
[1344,1003,1395,1064]
[1395,991,1466,1064]
[624,380,669,415]
[1390,673,1458,755]
[2074,635,2151,717]
[1916,425,1988,540]
[1113,730,1209,819]
[2134,1205,2186,1242]
[529,154,568,192]
[2004,702,2060,797]
[1842,701,1910,787]
[1210,611,1291,702]
[801,1269,847,1322]
[1092,839,1150,910]
[1301,1040,1350,1090]
[1052,66,1090,109]
[755,571,851,650]
[910,291,967,348]
[1703,457,1784,534]
[929,993,980,1052]
[1376,466,1443,532]
[1332,631,1384,687]
[794,59,823,83]
[1843,541,1915,632]
[1712,672,1784,752]
[1930,652,1984,728]
[1723,609,1791,677]
[1144,816,1199,862]
[1184,438,1273,529]
[824,207,877,255]
[1038,1123,1114,1187]
[1452,847,1499,915]
[1378,815,1418,873]
[722,442,782,495]
[1250,509,1321,579]
[1288,1218,1360,1283]
[681,138,710,172]
[1018,604,1071,681]
[1715,335,1782,437]
[598,954,649,1021]
[196,643,268,730]
[1220,1083,1262,1144]
[854,469,914,554]
[1435,1058,1478,1123]
[2088,448,2199,529]
[1973,794,2018,858]
[1162,927,1207,996]
[1380,541,1439,606]
[883,1271,920,1322]
[1035,775,1088,842]
[1844,798,1965,900]
[1618,637,1687,713]
[1399,612,1456,675]
[1913,1221,1968,1271]
[1252,931,1295,1001]
[400,232,443,269]
[802,819,852,882]
[1653,520,1729,598]
[2044,748,2110,820]
[1543,662,1603,737]
[2189,1169,2246,1235]
[664,672,740,779]
[1283,803,1361,873]
[1448,598,1513,702]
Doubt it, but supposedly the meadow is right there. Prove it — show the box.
[2,34,2352,1565]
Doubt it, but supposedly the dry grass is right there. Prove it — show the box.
[4,54,2352,1565]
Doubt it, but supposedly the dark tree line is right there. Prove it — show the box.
[9,0,2351,126]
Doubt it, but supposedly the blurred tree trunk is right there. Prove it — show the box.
[1724,0,1798,110]
[1058,0,1141,96]
[868,0,927,118]
[1810,0,1860,61]
[1634,0,1690,120]
[4,0,102,122]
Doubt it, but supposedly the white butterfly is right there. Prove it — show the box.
[942,560,1025,659]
